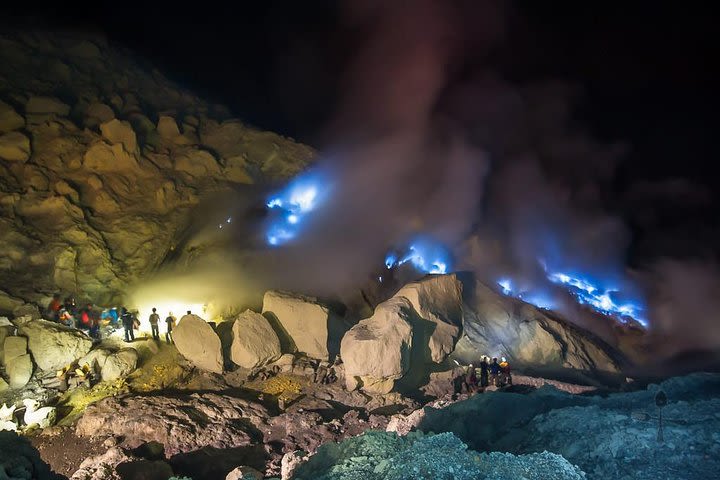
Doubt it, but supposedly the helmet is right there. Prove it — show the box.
[501,357,507,362]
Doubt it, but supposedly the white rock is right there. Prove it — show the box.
[100,349,138,381]
[173,314,223,373]
[262,290,339,360]
[22,399,56,429]
[340,297,414,394]
[226,466,264,480]
[18,320,93,372]
[393,274,463,363]
[229,310,281,369]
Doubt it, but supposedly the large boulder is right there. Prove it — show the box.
[173,314,223,373]
[78,348,113,373]
[3,335,27,365]
[101,349,139,381]
[340,297,414,394]
[228,310,282,369]
[393,274,463,363]
[452,280,620,372]
[262,291,340,360]
[7,353,33,388]
[17,320,92,372]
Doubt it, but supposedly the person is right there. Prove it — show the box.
[489,357,501,386]
[59,307,74,327]
[464,364,478,393]
[89,313,101,341]
[121,307,135,342]
[149,307,160,341]
[47,294,62,322]
[479,356,489,387]
[499,357,512,386]
[165,312,176,344]
[79,303,92,330]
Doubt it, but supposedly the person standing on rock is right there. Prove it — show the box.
[489,357,501,386]
[165,312,176,344]
[479,356,489,388]
[149,307,161,341]
[121,307,135,342]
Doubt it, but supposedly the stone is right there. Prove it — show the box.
[226,466,264,480]
[83,141,139,171]
[0,431,54,480]
[18,320,93,372]
[78,348,112,373]
[3,335,27,365]
[0,378,8,393]
[71,446,172,480]
[262,290,340,360]
[0,100,24,132]
[101,348,139,381]
[100,119,137,152]
[173,314,223,373]
[25,96,70,116]
[0,131,31,162]
[157,115,180,138]
[76,393,270,456]
[84,102,115,127]
[340,297,414,394]
[228,310,282,369]
[12,303,42,320]
[7,353,33,388]
[393,274,463,363]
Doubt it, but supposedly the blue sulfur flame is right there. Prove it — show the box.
[385,238,451,274]
[265,173,326,246]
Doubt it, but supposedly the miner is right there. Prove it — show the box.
[149,307,161,341]
[121,307,135,342]
[165,312,176,344]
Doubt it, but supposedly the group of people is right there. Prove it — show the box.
[46,294,102,340]
[461,356,512,393]
[118,307,178,344]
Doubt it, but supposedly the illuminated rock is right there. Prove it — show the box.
[173,314,223,373]
[3,335,27,365]
[78,348,112,373]
[83,102,115,128]
[393,274,463,363]
[226,466,264,480]
[0,131,31,162]
[7,353,32,388]
[0,100,24,132]
[99,118,137,153]
[340,297,414,394]
[228,310,282,369]
[262,290,340,360]
[157,115,180,138]
[17,319,93,372]
[101,348,139,381]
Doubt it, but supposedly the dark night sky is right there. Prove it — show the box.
[3,1,719,264]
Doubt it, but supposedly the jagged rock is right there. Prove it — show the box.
[99,119,137,153]
[0,100,24,132]
[71,446,172,480]
[225,466,263,480]
[76,393,270,456]
[452,280,620,372]
[281,451,308,480]
[7,353,32,388]
[3,335,27,365]
[17,320,93,372]
[393,274,463,363]
[101,348,139,381]
[0,431,54,480]
[157,115,180,138]
[0,131,31,162]
[173,148,220,176]
[262,291,339,360]
[173,314,223,373]
[227,310,282,369]
[340,297,414,394]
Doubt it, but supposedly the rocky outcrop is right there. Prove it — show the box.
[393,274,463,363]
[173,314,223,373]
[262,291,340,360]
[70,446,172,480]
[228,310,281,369]
[453,280,620,372]
[17,320,92,372]
[76,393,270,456]
[100,348,138,381]
[0,32,313,306]
[340,297,414,394]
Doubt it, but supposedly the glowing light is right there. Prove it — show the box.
[287,214,299,224]
[385,254,397,269]
[265,172,327,247]
[134,300,207,332]
[385,237,452,275]
[498,278,513,295]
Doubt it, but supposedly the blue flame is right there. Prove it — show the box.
[385,237,452,274]
[264,173,327,246]
[495,279,556,309]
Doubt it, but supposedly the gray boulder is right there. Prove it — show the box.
[173,314,223,373]
[18,320,93,372]
[3,335,27,365]
[101,349,139,381]
[7,353,33,388]
[228,310,281,369]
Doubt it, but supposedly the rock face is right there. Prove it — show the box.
[17,320,93,372]
[340,297,414,394]
[453,280,620,372]
[393,274,464,363]
[262,291,339,360]
[0,32,313,306]
[228,310,281,369]
[76,393,271,456]
[173,314,223,373]
[7,353,33,388]
[100,349,139,381]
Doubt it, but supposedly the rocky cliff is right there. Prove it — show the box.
[0,31,314,311]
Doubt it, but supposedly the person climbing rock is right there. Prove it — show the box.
[499,357,512,386]
[149,307,160,341]
[489,357,501,386]
[165,312,176,344]
[464,364,479,393]
[479,356,489,387]
[121,307,135,342]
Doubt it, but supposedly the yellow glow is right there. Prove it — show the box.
[134,301,208,331]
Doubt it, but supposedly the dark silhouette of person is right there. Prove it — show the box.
[149,307,160,340]
[121,307,135,342]
[479,356,489,387]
